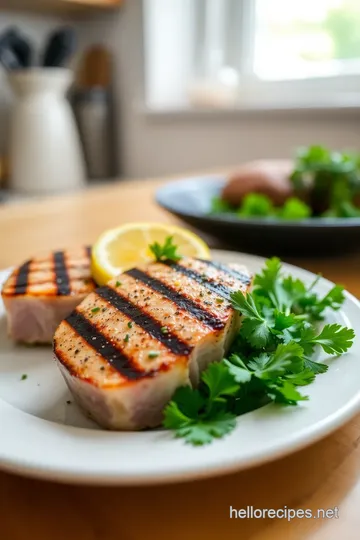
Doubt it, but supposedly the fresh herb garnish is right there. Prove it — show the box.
[91,307,100,313]
[124,334,130,343]
[237,193,275,217]
[291,145,360,216]
[21,374,28,381]
[211,194,311,220]
[149,236,182,263]
[161,326,169,334]
[127,321,133,329]
[163,257,354,445]
[279,198,311,220]
[148,351,160,359]
[210,197,234,214]
[210,145,360,220]
[115,281,122,287]
[163,367,237,445]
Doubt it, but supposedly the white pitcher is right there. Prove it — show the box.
[8,68,86,194]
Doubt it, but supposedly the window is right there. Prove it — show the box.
[255,0,360,80]
[143,0,360,111]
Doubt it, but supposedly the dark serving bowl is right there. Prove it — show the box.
[156,176,360,257]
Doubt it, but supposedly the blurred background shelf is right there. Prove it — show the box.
[0,0,122,15]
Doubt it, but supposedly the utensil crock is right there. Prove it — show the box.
[8,68,86,194]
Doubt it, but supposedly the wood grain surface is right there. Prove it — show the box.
[1,177,360,540]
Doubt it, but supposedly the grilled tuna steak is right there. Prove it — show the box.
[2,246,96,344]
[54,258,252,430]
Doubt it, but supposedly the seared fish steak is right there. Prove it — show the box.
[2,246,96,344]
[54,258,252,430]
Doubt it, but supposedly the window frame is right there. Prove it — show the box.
[143,0,360,113]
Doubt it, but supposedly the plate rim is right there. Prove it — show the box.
[1,250,360,486]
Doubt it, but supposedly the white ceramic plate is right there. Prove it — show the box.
[0,250,359,485]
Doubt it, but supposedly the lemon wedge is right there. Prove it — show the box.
[91,222,211,285]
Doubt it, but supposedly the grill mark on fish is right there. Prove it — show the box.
[14,272,90,287]
[6,275,92,296]
[64,310,147,380]
[13,261,31,294]
[163,261,233,301]
[53,251,71,296]
[97,285,193,355]
[3,247,93,298]
[198,259,251,285]
[125,268,225,330]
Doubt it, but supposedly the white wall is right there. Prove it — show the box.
[0,11,65,152]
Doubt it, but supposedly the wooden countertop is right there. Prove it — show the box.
[1,178,360,540]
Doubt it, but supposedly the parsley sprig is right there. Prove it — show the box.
[163,364,238,445]
[163,257,354,445]
[149,236,182,263]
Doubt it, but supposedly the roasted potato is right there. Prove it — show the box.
[222,160,294,206]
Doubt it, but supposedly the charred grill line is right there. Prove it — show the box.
[13,261,31,294]
[97,285,193,355]
[198,259,251,285]
[12,270,92,291]
[65,310,146,379]
[163,262,233,301]
[53,251,71,296]
[125,268,225,330]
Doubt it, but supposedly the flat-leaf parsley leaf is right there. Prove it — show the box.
[149,236,182,263]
